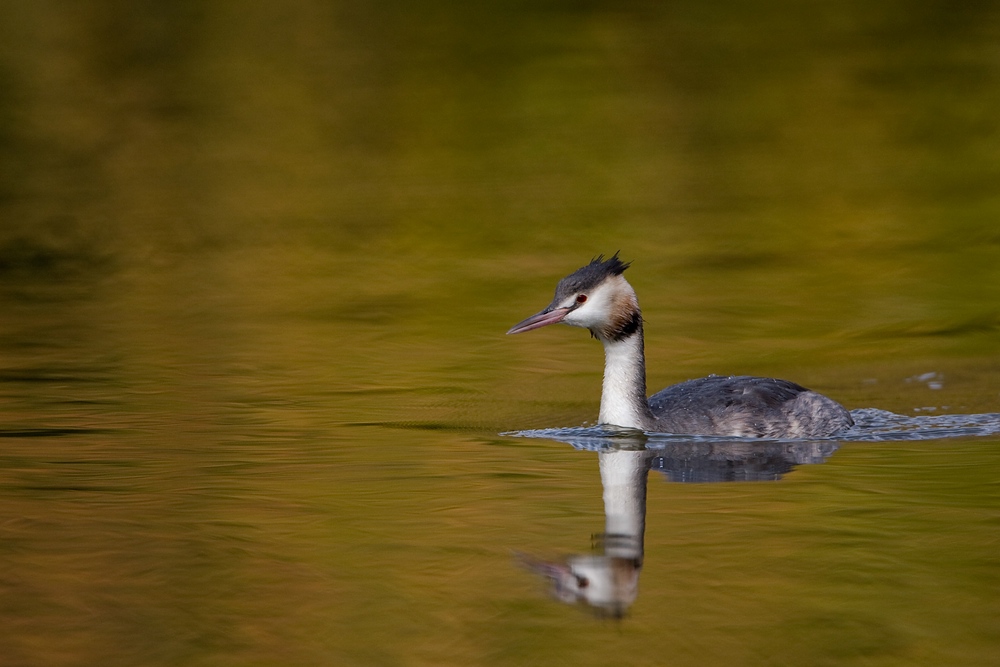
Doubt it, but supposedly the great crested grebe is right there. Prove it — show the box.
[507,254,854,438]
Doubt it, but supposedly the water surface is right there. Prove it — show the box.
[1,2,999,666]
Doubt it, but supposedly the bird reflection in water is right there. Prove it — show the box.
[516,433,837,617]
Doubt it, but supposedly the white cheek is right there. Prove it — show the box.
[564,305,597,328]
[564,290,614,329]
[562,307,589,327]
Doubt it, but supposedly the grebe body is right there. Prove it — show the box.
[507,255,853,438]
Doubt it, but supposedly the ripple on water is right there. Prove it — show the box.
[505,409,1000,448]
[503,411,1000,483]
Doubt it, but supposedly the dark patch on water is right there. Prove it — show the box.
[0,428,105,438]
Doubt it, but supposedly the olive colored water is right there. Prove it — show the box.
[2,2,1000,666]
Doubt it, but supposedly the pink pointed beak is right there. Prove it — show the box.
[506,307,570,335]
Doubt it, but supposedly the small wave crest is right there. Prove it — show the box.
[845,408,1000,441]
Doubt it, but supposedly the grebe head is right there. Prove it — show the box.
[507,253,642,341]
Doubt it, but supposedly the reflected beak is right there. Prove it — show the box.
[506,307,570,335]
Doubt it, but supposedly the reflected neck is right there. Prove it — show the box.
[598,323,654,430]
[598,448,651,561]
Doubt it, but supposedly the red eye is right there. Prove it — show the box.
[576,294,587,303]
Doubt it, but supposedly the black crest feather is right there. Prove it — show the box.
[555,252,631,297]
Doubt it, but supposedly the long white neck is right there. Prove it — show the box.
[598,325,654,430]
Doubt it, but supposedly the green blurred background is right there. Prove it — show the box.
[1,2,999,666]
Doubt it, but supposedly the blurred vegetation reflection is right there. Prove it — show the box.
[1,1,999,666]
